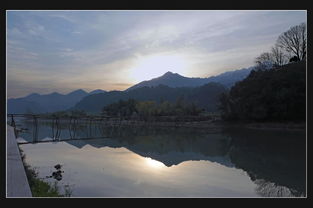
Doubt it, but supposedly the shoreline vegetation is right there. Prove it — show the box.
[19,148,72,197]
[220,121,305,131]
[20,114,305,131]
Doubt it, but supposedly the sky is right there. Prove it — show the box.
[7,10,307,98]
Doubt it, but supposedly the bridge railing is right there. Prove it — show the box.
[7,114,116,144]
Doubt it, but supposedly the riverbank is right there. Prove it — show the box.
[244,122,305,130]
[7,124,71,197]
[22,157,64,197]
[100,119,306,131]
[7,125,32,197]
[219,121,306,131]
[20,146,72,197]
[14,115,306,131]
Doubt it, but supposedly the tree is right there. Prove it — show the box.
[255,52,273,69]
[102,99,138,118]
[219,92,232,119]
[271,45,287,66]
[135,101,156,120]
[277,23,306,61]
[255,46,287,68]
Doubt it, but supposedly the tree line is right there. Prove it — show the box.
[219,23,306,122]
[102,98,204,121]
[255,23,306,69]
[219,61,306,121]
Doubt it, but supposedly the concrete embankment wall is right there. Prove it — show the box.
[7,125,32,197]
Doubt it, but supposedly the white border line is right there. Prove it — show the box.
[5,10,308,198]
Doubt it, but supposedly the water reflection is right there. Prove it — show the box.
[46,164,64,181]
[145,157,166,169]
[16,119,306,197]
[224,128,306,197]
[254,179,303,197]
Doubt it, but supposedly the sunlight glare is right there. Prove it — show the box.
[129,54,190,83]
[145,157,166,169]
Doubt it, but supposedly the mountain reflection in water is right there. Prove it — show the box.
[17,119,306,197]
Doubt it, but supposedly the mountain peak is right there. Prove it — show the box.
[164,71,174,75]
[161,71,183,78]
[163,71,177,76]
[126,67,253,91]
[25,93,40,98]
[67,89,87,96]
[73,89,86,93]
[89,89,106,95]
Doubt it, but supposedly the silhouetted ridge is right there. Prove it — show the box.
[67,89,88,96]
[126,67,254,91]
[89,89,107,94]
[8,89,89,114]
[219,61,306,121]
[73,82,227,113]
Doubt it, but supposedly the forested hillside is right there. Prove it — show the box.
[219,61,306,121]
[74,82,227,113]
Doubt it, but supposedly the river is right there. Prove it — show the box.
[14,118,306,197]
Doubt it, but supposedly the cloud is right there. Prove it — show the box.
[47,13,78,23]
[7,10,307,98]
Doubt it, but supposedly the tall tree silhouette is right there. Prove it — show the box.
[277,23,306,61]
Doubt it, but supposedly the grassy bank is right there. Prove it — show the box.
[20,149,72,197]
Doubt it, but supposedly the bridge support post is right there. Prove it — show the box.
[33,115,38,143]
[10,115,16,128]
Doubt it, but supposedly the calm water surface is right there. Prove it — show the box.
[15,118,306,197]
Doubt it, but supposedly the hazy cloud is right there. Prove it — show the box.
[7,10,306,98]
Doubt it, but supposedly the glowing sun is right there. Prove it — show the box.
[129,54,189,83]
[145,157,166,169]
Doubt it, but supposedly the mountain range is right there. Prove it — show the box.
[73,82,227,112]
[127,66,254,91]
[7,89,106,114]
[7,66,254,114]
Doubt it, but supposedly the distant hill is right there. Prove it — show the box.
[126,72,208,91]
[204,67,255,88]
[7,99,47,114]
[126,67,254,91]
[7,66,253,114]
[7,89,105,114]
[73,82,227,113]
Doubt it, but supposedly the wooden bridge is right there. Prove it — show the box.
[7,114,117,145]
[7,113,221,144]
